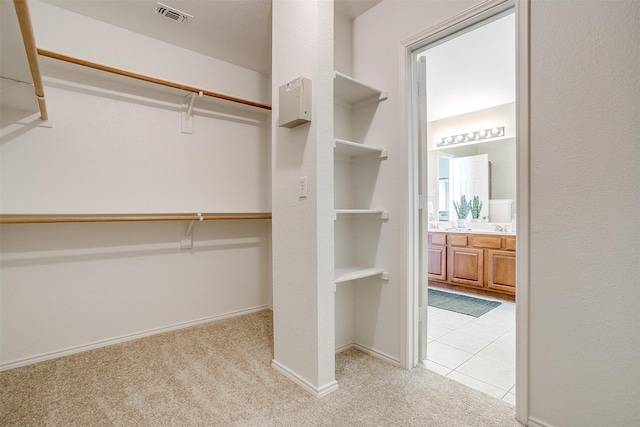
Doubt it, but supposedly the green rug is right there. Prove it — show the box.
[428,289,501,317]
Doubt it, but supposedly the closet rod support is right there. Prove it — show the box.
[181,213,202,250]
[185,91,202,120]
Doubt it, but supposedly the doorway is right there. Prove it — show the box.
[412,7,518,405]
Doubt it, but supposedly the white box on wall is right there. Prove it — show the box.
[278,77,312,128]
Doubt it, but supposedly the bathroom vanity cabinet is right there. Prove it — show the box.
[428,231,516,300]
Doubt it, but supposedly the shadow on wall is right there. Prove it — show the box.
[0,220,271,268]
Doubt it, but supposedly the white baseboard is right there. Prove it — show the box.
[271,359,339,398]
[528,417,553,427]
[335,342,401,367]
[335,343,355,353]
[1,305,271,371]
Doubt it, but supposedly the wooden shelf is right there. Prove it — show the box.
[334,72,388,107]
[334,139,387,160]
[335,266,387,284]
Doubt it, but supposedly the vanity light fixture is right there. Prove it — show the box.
[437,126,504,147]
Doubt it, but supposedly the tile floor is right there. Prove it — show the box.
[425,289,516,405]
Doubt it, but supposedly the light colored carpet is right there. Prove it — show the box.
[1,310,522,426]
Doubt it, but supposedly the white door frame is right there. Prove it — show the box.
[401,0,529,423]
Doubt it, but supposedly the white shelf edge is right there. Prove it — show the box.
[334,209,389,220]
[334,266,387,284]
[334,139,388,159]
[334,71,384,93]
[334,71,387,107]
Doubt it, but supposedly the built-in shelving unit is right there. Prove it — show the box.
[333,72,388,286]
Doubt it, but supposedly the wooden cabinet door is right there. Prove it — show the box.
[428,245,446,280]
[487,250,516,294]
[448,247,484,288]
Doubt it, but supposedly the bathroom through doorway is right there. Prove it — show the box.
[413,6,518,405]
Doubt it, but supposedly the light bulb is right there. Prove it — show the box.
[456,135,465,142]
[478,130,488,138]
[467,132,477,140]
[491,127,501,136]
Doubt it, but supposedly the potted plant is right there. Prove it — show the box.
[470,196,483,222]
[453,195,472,227]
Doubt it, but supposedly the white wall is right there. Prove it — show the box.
[351,0,481,364]
[0,2,272,369]
[1,0,270,214]
[0,220,272,368]
[271,0,336,395]
[1,67,270,214]
[334,11,353,76]
[355,0,639,425]
[29,0,270,104]
[528,1,640,425]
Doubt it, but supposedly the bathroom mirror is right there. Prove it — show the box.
[431,138,516,223]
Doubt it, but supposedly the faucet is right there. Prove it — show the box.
[494,224,506,232]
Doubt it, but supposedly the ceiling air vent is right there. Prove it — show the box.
[155,2,193,24]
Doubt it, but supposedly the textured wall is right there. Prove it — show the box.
[528,1,640,425]
[1,1,272,369]
[351,0,481,365]
[271,0,336,394]
[29,0,270,103]
[0,220,272,368]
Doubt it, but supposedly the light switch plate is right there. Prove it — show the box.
[298,176,308,198]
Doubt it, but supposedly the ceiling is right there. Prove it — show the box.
[42,0,381,76]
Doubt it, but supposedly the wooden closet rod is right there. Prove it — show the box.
[0,213,272,224]
[37,49,272,111]
[13,0,48,120]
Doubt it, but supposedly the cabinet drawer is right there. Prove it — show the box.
[430,233,447,246]
[505,237,516,251]
[470,235,502,249]
[448,234,468,247]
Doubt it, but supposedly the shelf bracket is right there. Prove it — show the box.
[180,213,203,249]
[181,91,202,134]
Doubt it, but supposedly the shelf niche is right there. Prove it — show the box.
[333,70,388,358]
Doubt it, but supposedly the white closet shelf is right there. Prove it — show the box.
[335,209,389,220]
[335,266,388,284]
[334,72,388,107]
[334,139,388,159]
